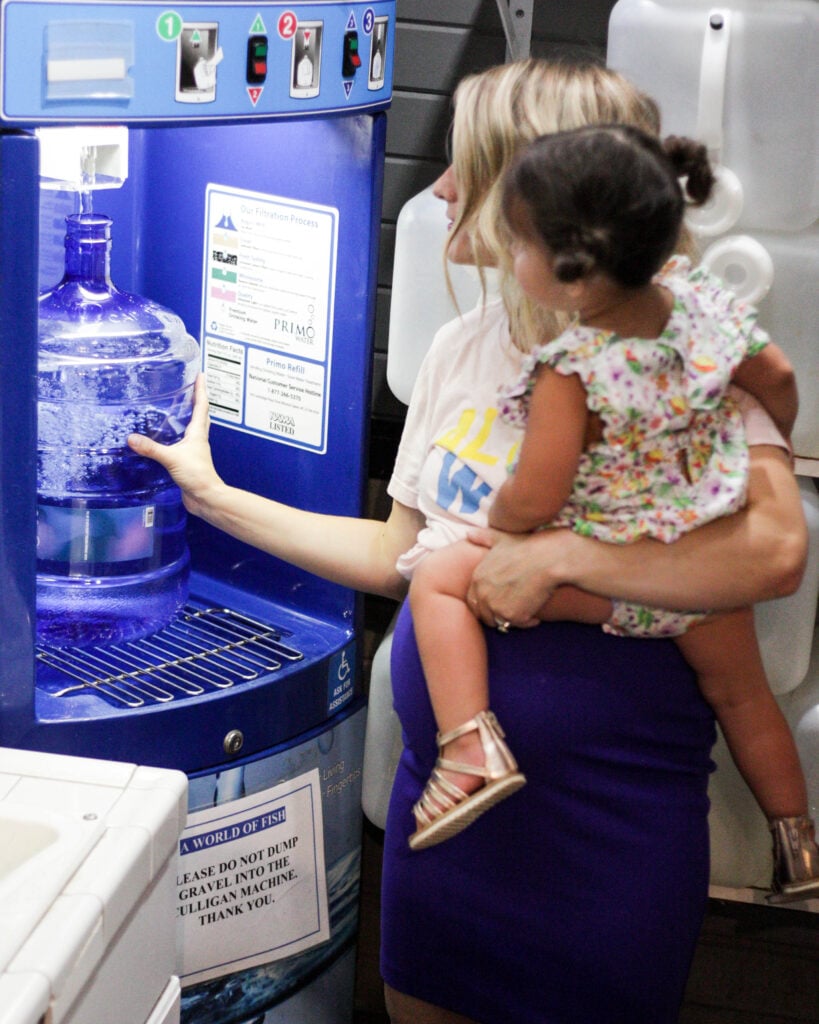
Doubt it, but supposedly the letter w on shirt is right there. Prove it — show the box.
[436,451,491,515]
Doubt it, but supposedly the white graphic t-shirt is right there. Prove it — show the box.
[389,298,528,578]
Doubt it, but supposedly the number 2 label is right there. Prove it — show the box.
[277,11,297,39]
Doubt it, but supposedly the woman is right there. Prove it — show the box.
[130,60,807,1024]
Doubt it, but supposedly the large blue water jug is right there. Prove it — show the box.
[37,213,200,647]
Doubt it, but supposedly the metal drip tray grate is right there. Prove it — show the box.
[36,603,304,708]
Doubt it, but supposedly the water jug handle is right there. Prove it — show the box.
[689,10,743,236]
[697,9,730,160]
[685,163,744,238]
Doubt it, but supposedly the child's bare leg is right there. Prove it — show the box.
[408,541,527,851]
[676,608,807,818]
[409,540,497,798]
[410,563,610,805]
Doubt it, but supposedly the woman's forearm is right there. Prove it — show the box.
[468,445,807,625]
[561,512,802,610]
[565,445,806,609]
[193,479,415,600]
[128,376,419,601]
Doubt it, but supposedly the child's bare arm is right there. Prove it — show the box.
[489,367,587,534]
[732,344,798,441]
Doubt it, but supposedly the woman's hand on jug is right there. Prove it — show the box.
[128,373,219,517]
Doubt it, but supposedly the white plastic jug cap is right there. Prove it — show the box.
[700,234,774,305]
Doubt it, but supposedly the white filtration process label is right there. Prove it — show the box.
[177,768,329,985]
[202,184,338,452]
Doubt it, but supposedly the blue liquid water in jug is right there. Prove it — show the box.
[36,213,200,647]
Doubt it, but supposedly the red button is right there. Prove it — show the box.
[254,60,267,75]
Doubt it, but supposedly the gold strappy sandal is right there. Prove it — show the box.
[409,710,526,851]
[768,815,819,903]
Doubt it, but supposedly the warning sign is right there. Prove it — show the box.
[177,768,329,985]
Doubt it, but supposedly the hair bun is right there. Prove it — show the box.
[663,135,715,206]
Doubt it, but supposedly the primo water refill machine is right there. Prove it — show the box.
[0,1,394,1020]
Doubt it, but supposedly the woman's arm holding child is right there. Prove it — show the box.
[468,443,806,627]
[733,343,798,441]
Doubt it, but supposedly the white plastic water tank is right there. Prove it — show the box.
[364,188,495,826]
[607,0,819,233]
[707,726,771,890]
[701,225,819,462]
[754,478,819,695]
[786,628,819,823]
[386,185,488,405]
[361,610,402,830]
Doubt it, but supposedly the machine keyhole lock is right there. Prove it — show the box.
[223,729,245,755]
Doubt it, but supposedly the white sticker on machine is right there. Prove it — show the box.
[177,767,329,985]
[202,183,338,452]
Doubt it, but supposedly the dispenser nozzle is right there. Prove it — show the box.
[36,126,129,191]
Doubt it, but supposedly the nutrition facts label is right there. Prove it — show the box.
[201,183,338,452]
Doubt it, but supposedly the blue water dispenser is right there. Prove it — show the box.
[0,2,394,1020]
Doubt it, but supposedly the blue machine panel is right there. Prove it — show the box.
[0,0,394,122]
[180,703,366,1023]
[0,0,393,772]
[0,111,386,772]
[1,4,391,1018]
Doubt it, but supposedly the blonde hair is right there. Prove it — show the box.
[447,59,694,351]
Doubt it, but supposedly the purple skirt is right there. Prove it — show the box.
[380,601,715,1024]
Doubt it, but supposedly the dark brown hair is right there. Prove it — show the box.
[503,124,714,288]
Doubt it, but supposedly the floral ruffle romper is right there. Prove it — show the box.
[498,258,770,637]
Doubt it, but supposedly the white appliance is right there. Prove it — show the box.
[0,747,187,1024]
